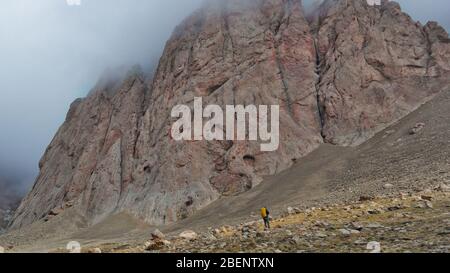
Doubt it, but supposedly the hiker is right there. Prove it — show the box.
[261,207,271,229]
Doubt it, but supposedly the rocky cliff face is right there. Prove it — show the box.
[314,0,450,145]
[10,0,450,230]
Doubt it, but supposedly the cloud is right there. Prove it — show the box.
[303,0,450,31]
[0,0,203,192]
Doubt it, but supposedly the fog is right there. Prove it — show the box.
[302,0,450,30]
[0,0,449,195]
[0,0,203,193]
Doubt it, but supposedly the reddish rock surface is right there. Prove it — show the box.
[315,0,450,145]
[10,0,450,230]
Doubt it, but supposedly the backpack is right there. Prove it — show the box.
[261,207,269,218]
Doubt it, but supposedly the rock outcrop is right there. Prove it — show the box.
[314,0,450,145]
[10,0,450,230]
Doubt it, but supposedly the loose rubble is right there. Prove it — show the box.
[81,188,449,253]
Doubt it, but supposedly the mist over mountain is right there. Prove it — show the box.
[0,171,22,231]
[0,0,203,195]
[303,0,450,30]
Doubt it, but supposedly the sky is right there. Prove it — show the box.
[0,0,203,193]
[0,0,449,194]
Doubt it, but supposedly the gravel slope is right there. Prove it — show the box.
[1,89,449,252]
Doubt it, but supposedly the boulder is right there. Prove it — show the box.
[144,240,164,251]
[339,229,360,236]
[88,248,102,254]
[151,229,165,240]
[367,241,381,253]
[410,123,426,135]
[287,207,296,215]
[179,230,198,240]
[421,195,433,202]
[436,183,450,192]
[359,196,375,202]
